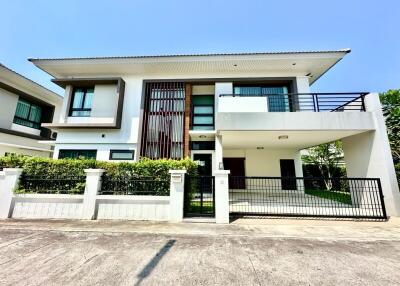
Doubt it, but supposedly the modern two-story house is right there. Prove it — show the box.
[0,64,62,157]
[29,50,400,218]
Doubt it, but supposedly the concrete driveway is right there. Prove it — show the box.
[0,219,400,286]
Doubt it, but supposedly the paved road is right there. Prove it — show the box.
[0,219,400,285]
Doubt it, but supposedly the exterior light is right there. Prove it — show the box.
[233,64,237,67]
[278,135,289,140]
[199,135,207,139]
[292,63,296,66]
[256,147,264,150]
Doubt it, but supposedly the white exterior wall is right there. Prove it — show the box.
[53,143,137,161]
[342,93,400,216]
[223,148,303,177]
[0,132,53,157]
[0,87,18,129]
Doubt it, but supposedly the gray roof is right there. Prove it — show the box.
[0,63,62,98]
[28,49,351,62]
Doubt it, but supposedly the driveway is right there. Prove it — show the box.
[0,219,399,285]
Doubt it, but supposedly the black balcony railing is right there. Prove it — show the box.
[229,176,386,220]
[219,92,368,112]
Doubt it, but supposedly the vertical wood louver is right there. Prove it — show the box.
[140,82,186,159]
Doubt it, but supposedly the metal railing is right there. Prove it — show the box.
[229,176,386,220]
[17,174,86,194]
[184,175,215,217]
[99,175,170,196]
[219,92,368,112]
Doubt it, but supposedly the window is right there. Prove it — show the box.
[69,87,94,117]
[13,98,42,129]
[234,86,290,112]
[58,149,97,159]
[191,95,214,130]
[109,150,135,160]
[190,141,215,150]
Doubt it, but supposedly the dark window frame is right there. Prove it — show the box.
[13,98,43,129]
[191,95,215,130]
[58,149,97,159]
[69,87,94,117]
[109,149,135,160]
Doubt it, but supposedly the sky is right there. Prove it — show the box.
[0,0,399,95]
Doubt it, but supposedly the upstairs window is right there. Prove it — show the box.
[234,86,290,112]
[69,87,94,117]
[191,95,214,130]
[13,98,42,129]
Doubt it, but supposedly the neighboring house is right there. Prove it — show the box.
[29,50,400,217]
[0,64,62,157]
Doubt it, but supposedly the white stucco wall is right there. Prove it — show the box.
[0,87,18,129]
[223,148,303,177]
[53,143,137,161]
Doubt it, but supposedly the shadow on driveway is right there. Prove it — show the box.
[134,239,176,286]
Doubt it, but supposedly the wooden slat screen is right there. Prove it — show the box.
[140,82,186,159]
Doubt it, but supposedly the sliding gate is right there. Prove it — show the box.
[228,176,387,220]
[184,175,215,217]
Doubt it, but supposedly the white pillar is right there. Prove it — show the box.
[82,169,104,220]
[169,170,186,223]
[342,93,400,216]
[0,168,23,219]
[214,170,230,224]
[215,135,223,170]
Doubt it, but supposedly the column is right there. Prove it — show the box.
[82,169,104,220]
[214,170,230,224]
[169,170,187,222]
[0,168,23,219]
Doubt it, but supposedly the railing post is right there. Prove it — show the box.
[82,169,104,220]
[169,170,186,223]
[314,94,320,112]
[214,170,230,224]
[0,168,23,219]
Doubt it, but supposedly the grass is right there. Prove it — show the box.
[187,201,214,214]
[305,189,352,205]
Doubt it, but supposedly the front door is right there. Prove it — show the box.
[193,154,212,176]
[223,158,245,189]
[184,153,214,217]
[280,159,297,190]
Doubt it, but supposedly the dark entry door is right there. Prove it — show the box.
[280,159,297,190]
[193,154,212,176]
[184,153,214,217]
[223,158,245,189]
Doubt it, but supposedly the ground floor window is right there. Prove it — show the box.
[58,149,97,159]
[109,150,134,160]
[190,141,215,150]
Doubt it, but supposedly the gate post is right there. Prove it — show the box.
[169,170,186,223]
[0,168,23,219]
[82,169,104,220]
[214,170,230,224]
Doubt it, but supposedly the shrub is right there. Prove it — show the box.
[396,163,400,188]
[0,155,198,193]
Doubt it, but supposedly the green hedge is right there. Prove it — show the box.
[0,155,198,192]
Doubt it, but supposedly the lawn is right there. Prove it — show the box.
[186,201,214,215]
[305,189,352,205]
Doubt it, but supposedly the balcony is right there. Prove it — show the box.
[218,92,368,113]
[216,92,377,141]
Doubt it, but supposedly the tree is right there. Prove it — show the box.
[380,89,400,163]
[302,141,343,190]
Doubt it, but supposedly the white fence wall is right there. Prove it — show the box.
[96,195,170,220]
[12,194,84,219]
[10,194,170,221]
[1,168,183,222]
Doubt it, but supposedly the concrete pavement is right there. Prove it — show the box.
[0,218,399,285]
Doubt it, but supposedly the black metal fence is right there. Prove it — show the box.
[184,175,215,217]
[229,176,386,220]
[99,175,170,196]
[220,92,367,112]
[18,174,86,194]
